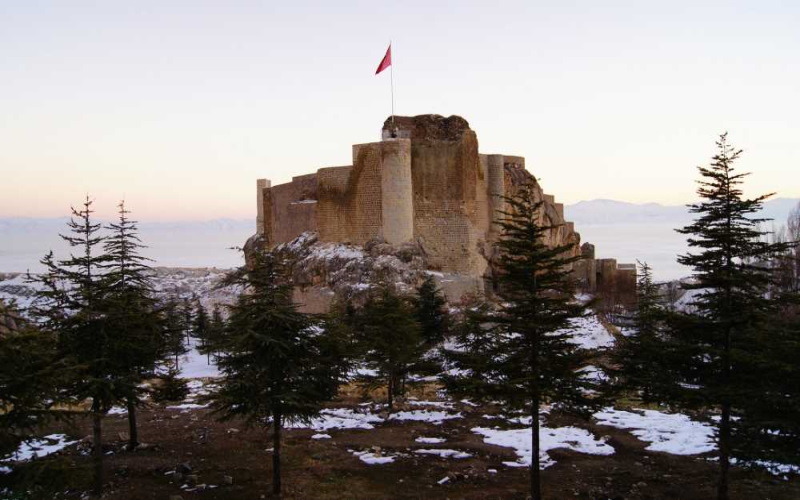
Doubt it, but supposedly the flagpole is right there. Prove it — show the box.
[390,41,395,129]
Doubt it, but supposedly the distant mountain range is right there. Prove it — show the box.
[564,198,799,227]
[2,198,797,279]
[563,197,799,281]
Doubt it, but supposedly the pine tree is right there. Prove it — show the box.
[33,197,114,497]
[0,301,60,457]
[202,304,226,362]
[101,201,164,450]
[209,249,346,497]
[161,300,189,371]
[354,283,424,411]
[192,301,210,359]
[443,185,592,500]
[414,274,449,346]
[613,261,669,401]
[667,134,790,500]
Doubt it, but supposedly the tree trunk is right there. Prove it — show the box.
[530,397,542,500]
[718,402,731,500]
[92,411,104,497]
[387,376,394,413]
[272,410,282,498]
[126,397,139,450]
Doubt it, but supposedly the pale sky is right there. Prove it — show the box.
[1,0,798,221]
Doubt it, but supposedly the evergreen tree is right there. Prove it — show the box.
[666,134,790,499]
[732,290,800,473]
[0,301,60,457]
[161,300,189,371]
[192,301,210,354]
[209,249,346,497]
[414,274,449,346]
[33,197,114,497]
[181,299,194,344]
[613,261,669,401]
[201,304,226,362]
[354,283,424,411]
[443,185,592,500]
[101,201,164,450]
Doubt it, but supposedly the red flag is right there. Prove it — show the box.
[375,44,392,75]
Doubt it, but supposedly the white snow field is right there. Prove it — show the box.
[593,407,716,455]
[472,424,615,468]
[176,341,221,379]
[563,314,616,349]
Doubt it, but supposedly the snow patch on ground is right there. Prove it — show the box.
[349,449,397,465]
[593,407,716,455]
[108,406,128,416]
[388,410,462,424]
[166,403,210,411]
[577,365,609,383]
[473,425,614,468]
[406,400,455,410]
[177,341,221,379]
[292,408,384,431]
[414,448,472,459]
[415,437,446,444]
[562,314,616,349]
[1,434,79,464]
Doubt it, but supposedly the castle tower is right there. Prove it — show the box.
[256,178,270,235]
[487,154,505,237]
[380,138,414,245]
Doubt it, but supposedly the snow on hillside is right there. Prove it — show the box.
[594,408,716,455]
[0,267,241,316]
[473,423,614,468]
[563,313,616,349]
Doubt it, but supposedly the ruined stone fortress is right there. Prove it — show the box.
[254,114,634,305]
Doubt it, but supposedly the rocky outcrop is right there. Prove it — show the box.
[274,232,429,312]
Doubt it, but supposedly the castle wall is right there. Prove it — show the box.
[268,174,318,244]
[316,141,406,245]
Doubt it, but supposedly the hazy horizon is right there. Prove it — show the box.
[3,197,797,279]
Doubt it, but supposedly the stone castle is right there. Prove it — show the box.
[254,115,634,306]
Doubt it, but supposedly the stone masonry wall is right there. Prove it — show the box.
[317,143,383,244]
[266,173,318,244]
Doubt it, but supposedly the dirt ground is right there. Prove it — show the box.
[6,385,799,500]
